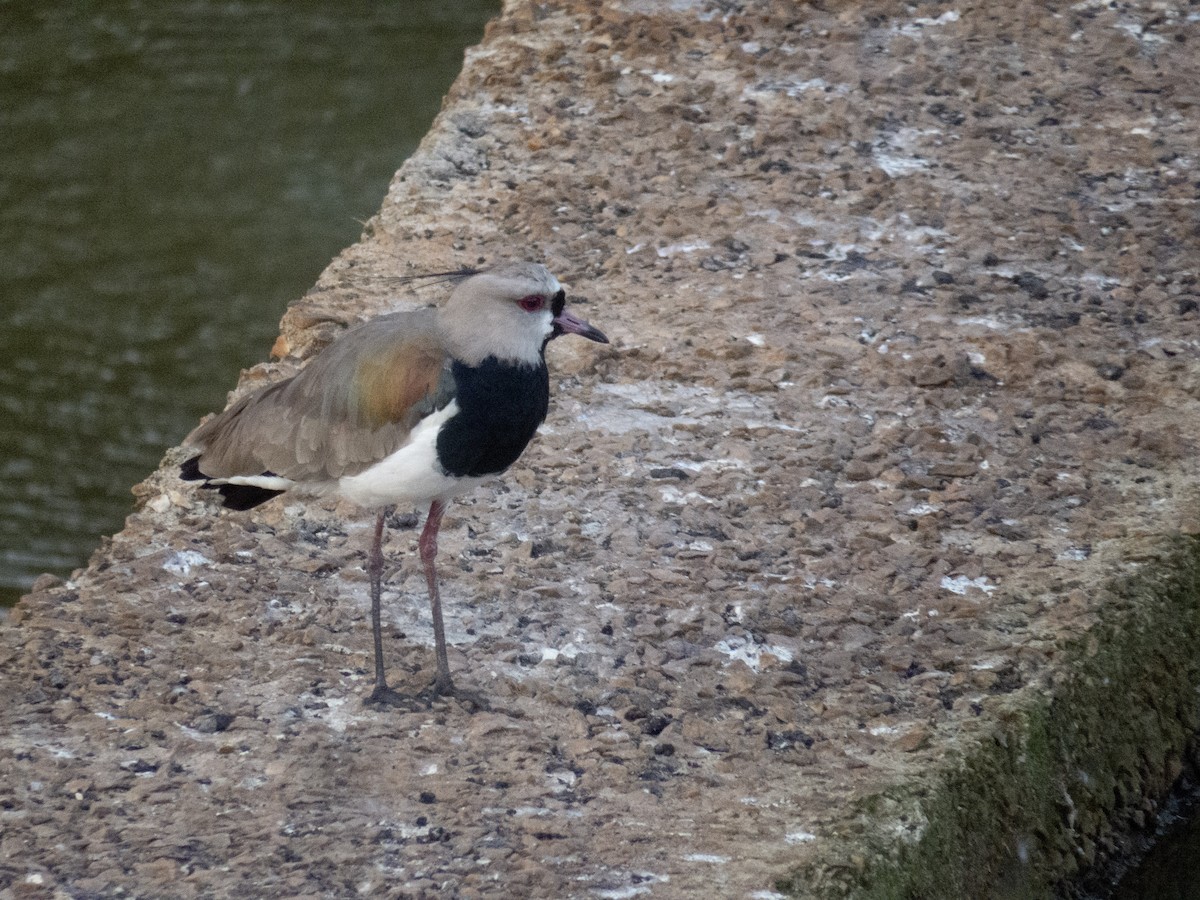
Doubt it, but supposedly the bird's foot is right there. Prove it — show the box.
[364,684,429,712]
[363,679,509,715]
[415,676,496,714]
[435,683,524,718]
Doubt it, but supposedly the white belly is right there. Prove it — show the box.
[336,401,488,509]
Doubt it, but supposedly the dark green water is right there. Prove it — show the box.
[3,3,1196,895]
[1091,788,1200,900]
[0,1,498,605]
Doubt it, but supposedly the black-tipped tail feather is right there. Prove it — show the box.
[180,455,284,511]
[214,483,285,511]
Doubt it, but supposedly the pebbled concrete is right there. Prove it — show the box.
[3,1,1200,897]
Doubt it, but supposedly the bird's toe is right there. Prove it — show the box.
[363,684,427,712]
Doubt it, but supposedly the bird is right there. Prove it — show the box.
[179,261,608,708]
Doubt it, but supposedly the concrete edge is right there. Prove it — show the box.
[74,4,1196,896]
[776,535,1200,899]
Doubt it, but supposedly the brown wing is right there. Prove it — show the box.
[185,307,453,482]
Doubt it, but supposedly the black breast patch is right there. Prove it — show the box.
[436,358,550,478]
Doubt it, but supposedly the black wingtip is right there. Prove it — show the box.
[179,455,207,482]
[215,484,285,511]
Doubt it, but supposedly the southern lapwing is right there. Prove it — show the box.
[179,261,608,707]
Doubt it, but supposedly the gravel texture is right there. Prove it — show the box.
[3,1,1200,897]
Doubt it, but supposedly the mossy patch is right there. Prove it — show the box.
[780,536,1200,899]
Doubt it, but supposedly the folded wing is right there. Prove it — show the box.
[185,308,454,485]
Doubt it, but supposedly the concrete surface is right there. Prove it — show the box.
[3,1,1200,897]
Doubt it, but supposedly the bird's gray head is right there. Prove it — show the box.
[438,262,607,367]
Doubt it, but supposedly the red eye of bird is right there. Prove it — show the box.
[518,295,545,312]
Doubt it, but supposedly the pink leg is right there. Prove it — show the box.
[419,499,454,696]
[366,508,393,701]
[364,501,485,710]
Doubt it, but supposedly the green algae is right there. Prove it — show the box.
[780,536,1200,899]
